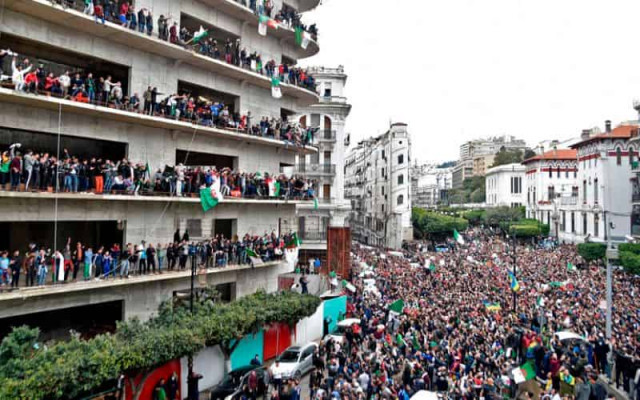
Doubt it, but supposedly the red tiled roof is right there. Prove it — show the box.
[571,125,638,148]
[522,149,577,164]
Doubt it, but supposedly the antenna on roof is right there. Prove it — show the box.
[633,99,640,122]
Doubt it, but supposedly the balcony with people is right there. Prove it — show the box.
[3,0,320,98]
[0,40,319,153]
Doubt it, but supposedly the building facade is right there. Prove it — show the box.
[485,163,525,208]
[294,66,352,264]
[522,148,578,239]
[472,154,496,177]
[410,163,452,209]
[345,123,412,249]
[0,0,322,330]
[568,122,637,243]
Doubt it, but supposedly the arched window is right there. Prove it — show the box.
[397,194,404,205]
[616,147,622,165]
[397,174,404,185]
[630,146,635,166]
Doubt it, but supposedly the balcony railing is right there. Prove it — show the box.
[317,130,337,142]
[284,164,336,176]
[560,196,578,205]
[299,231,327,241]
[319,96,348,104]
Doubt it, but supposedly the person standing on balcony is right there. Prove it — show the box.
[146,10,154,36]
[73,241,83,280]
[23,149,34,191]
[11,56,31,92]
[83,246,93,281]
[9,250,22,288]
[36,249,47,286]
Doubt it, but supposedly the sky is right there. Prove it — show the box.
[302,0,640,163]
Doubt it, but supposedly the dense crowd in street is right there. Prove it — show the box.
[0,230,298,289]
[1,52,318,147]
[0,143,318,198]
[276,229,640,400]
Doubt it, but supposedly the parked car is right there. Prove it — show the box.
[323,318,360,345]
[210,365,267,400]
[268,343,317,381]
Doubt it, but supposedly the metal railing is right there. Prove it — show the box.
[299,231,327,241]
[317,130,337,142]
[291,164,336,175]
[560,196,578,205]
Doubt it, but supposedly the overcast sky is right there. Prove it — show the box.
[302,0,640,163]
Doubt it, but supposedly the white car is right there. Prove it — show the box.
[323,318,360,344]
[269,343,317,381]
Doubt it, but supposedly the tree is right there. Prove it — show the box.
[0,291,321,400]
[436,160,456,169]
[470,187,486,203]
[524,149,536,160]
[463,209,486,226]
[491,148,524,167]
[484,206,522,227]
[577,243,606,262]
[618,244,640,275]
[412,208,468,240]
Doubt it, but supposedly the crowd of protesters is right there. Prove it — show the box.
[0,52,318,147]
[290,229,640,400]
[0,143,318,199]
[0,229,298,289]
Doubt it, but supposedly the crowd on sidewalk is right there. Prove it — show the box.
[1,52,318,148]
[0,230,298,289]
[275,230,640,400]
[0,143,318,198]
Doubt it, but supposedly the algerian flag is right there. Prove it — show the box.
[536,296,544,308]
[295,26,303,46]
[301,31,311,50]
[267,179,280,197]
[286,233,302,248]
[512,362,536,384]
[341,280,356,292]
[258,15,269,36]
[285,247,298,270]
[313,197,319,210]
[428,262,436,272]
[453,229,465,245]
[271,77,282,99]
[389,299,404,314]
[193,26,209,43]
[567,262,576,272]
[200,186,223,212]
[246,248,264,266]
[246,248,258,258]
[250,59,257,71]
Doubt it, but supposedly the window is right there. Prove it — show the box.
[557,167,561,178]
[565,169,569,178]
[594,178,598,204]
[571,212,575,233]
[583,180,587,203]
[583,213,588,234]
[381,204,385,213]
[617,147,622,165]
[381,150,386,160]
[323,82,332,97]
[381,168,385,178]
[397,174,404,185]
[510,177,522,194]
[186,219,203,238]
[527,190,531,204]
[630,147,635,166]
[397,195,404,205]
[533,188,537,203]
[548,186,555,200]
[574,170,577,178]
[562,211,566,231]
[547,211,551,225]
[594,214,600,237]
[381,186,385,196]
[397,154,404,165]
[549,168,552,178]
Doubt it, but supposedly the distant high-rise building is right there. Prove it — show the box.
[410,163,452,209]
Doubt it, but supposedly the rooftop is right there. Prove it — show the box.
[571,125,638,148]
[522,149,577,164]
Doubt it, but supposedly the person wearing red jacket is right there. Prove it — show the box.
[24,70,38,93]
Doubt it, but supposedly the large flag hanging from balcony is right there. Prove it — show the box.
[267,178,280,197]
[193,26,209,43]
[258,16,268,36]
[200,184,223,212]
[271,77,282,99]
[301,32,311,50]
[295,26,303,45]
[285,233,302,249]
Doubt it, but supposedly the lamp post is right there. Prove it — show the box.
[188,254,196,377]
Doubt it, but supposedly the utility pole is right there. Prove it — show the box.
[604,211,614,339]
[512,230,517,313]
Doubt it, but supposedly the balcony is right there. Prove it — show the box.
[319,96,349,104]
[4,0,320,104]
[299,230,327,241]
[286,163,336,176]
[560,196,578,206]
[0,88,318,154]
[633,193,640,203]
[317,130,337,143]
[297,0,322,12]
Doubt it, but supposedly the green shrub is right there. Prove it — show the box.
[577,243,607,262]
[618,243,640,255]
[620,251,640,275]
